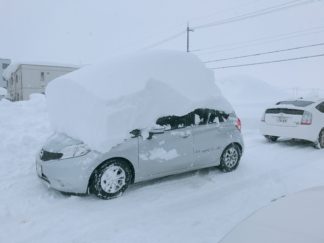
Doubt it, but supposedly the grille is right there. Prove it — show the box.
[40,149,63,161]
[265,108,304,115]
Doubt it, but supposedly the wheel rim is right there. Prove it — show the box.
[223,147,239,168]
[100,165,126,194]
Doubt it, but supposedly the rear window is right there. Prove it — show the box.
[265,108,304,115]
[316,102,324,113]
[276,100,314,107]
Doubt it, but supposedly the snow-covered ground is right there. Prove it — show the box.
[1,85,324,243]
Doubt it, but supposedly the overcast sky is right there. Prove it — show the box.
[1,0,324,89]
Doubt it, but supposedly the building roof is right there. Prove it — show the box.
[2,61,80,80]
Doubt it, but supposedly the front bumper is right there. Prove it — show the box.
[35,150,99,194]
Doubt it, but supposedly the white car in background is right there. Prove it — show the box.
[260,98,324,148]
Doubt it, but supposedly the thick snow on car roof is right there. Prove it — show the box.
[46,50,233,152]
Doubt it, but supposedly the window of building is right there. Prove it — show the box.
[2,63,9,69]
[41,72,45,82]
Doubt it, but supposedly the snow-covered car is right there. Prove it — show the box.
[36,50,244,199]
[260,98,324,148]
[37,109,243,199]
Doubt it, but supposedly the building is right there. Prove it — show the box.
[0,58,11,88]
[3,62,79,101]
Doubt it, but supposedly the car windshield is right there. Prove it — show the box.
[276,100,314,107]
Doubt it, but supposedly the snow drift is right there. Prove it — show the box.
[216,76,287,103]
[46,50,232,152]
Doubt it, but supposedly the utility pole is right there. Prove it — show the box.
[186,22,194,52]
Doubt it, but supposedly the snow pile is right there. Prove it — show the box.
[287,88,324,100]
[2,82,324,243]
[216,76,287,103]
[220,187,324,243]
[46,50,233,152]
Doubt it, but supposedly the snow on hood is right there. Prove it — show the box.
[46,50,233,152]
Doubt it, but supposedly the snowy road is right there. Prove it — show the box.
[1,95,324,243]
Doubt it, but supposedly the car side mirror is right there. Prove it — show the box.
[130,129,141,138]
[148,128,165,139]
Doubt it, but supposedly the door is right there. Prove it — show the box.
[192,109,231,167]
[192,123,223,167]
[139,127,194,176]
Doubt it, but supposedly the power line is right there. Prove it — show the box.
[142,30,186,50]
[192,25,324,53]
[142,0,322,51]
[188,0,265,23]
[141,0,322,51]
[203,42,324,63]
[193,0,314,30]
[209,53,324,69]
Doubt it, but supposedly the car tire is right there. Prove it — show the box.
[316,129,324,149]
[90,159,133,200]
[264,135,279,142]
[220,144,241,172]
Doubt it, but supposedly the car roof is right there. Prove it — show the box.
[277,97,324,104]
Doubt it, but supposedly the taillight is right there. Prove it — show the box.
[301,111,312,125]
[235,118,242,131]
[261,112,266,122]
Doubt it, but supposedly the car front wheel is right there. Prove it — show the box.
[220,144,241,172]
[90,159,133,200]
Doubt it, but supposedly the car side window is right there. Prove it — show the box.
[316,102,324,113]
[156,108,229,130]
[156,113,195,130]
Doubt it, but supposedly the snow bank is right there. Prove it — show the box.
[220,187,324,243]
[46,50,233,152]
[216,76,287,103]
[3,88,324,243]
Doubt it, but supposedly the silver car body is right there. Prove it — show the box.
[36,113,244,194]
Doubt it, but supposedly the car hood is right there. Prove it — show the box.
[43,133,83,152]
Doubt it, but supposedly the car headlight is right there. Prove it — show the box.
[60,144,90,159]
